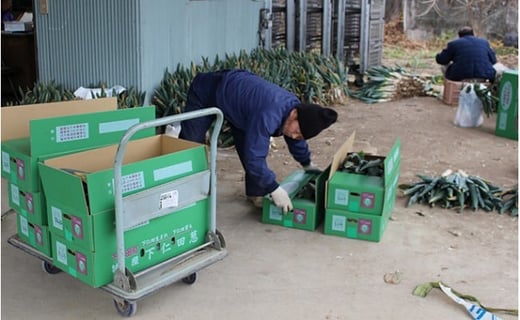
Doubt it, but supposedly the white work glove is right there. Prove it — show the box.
[270,186,293,214]
[302,162,322,173]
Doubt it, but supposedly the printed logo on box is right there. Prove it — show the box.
[71,216,83,239]
[361,192,375,209]
[76,252,88,275]
[16,159,25,180]
[332,215,346,232]
[335,189,349,205]
[293,209,307,224]
[25,192,34,213]
[34,225,43,246]
[358,219,372,235]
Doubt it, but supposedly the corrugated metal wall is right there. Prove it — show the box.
[35,0,141,89]
[34,0,263,104]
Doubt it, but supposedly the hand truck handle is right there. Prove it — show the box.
[113,107,224,275]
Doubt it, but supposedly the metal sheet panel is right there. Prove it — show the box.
[34,0,263,104]
[35,0,141,90]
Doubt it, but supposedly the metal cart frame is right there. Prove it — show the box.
[8,107,228,317]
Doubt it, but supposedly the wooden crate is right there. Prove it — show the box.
[442,79,464,106]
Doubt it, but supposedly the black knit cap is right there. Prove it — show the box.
[296,103,338,139]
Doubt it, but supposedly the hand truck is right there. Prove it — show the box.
[8,107,228,317]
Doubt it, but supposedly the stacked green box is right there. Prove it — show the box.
[51,199,209,288]
[262,167,329,231]
[16,213,52,257]
[8,182,47,225]
[2,106,156,193]
[323,133,401,242]
[495,70,518,140]
[1,103,156,259]
[39,135,210,287]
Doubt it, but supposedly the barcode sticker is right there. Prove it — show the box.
[160,190,178,209]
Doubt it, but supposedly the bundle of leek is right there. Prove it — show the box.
[351,65,435,104]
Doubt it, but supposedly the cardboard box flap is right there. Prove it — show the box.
[328,131,356,180]
[1,98,118,142]
[29,106,156,157]
[383,138,401,188]
[38,163,90,217]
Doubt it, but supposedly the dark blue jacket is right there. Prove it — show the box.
[181,69,311,196]
[436,35,497,81]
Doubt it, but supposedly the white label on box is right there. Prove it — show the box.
[121,172,145,193]
[10,184,19,206]
[51,206,63,230]
[335,189,349,205]
[332,215,346,232]
[99,118,139,134]
[498,112,508,130]
[56,123,89,142]
[153,161,193,181]
[500,81,513,111]
[269,205,283,221]
[19,215,29,236]
[2,151,10,173]
[160,190,178,209]
[56,240,68,265]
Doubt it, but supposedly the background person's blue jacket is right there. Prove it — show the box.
[180,69,311,197]
[436,35,497,81]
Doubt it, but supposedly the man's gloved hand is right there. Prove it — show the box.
[271,186,293,214]
[302,162,322,174]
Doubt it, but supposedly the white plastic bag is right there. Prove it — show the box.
[73,85,126,100]
[454,83,484,128]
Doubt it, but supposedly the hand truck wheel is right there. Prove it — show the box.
[113,299,137,317]
[182,272,197,285]
[41,261,61,274]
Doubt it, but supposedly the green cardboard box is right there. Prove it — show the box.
[51,199,209,288]
[261,167,329,231]
[8,181,47,226]
[1,98,119,181]
[1,106,156,192]
[39,135,209,221]
[16,213,52,257]
[325,132,400,216]
[495,70,518,140]
[323,207,391,242]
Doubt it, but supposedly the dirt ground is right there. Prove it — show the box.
[218,95,519,317]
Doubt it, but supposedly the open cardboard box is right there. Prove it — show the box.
[39,134,212,287]
[323,131,401,242]
[39,135,209,251]
[261,168,329,231]
[2,102,155,193]
[1,98,119,187]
